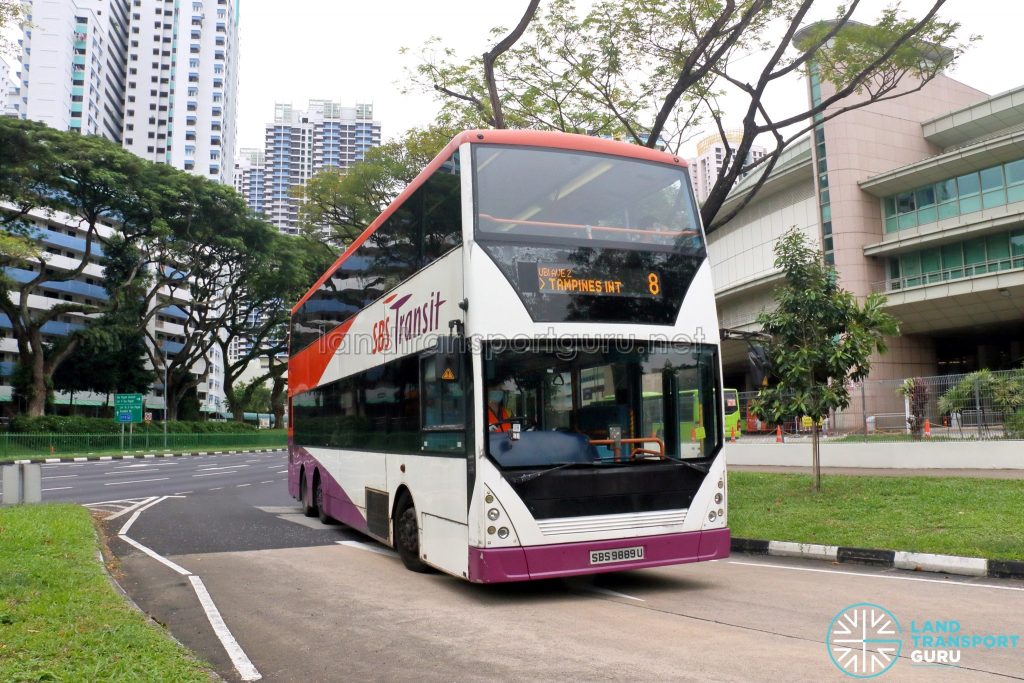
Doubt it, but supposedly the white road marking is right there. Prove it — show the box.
[42,474,78,480]
[236,484,250,488]
[267,465,282,469]
[188,576,262,681]
[104,497,159,521]
[276,470,287,474]
[727,560,1024,592]
[119,496,172,535]
[104,477,169,486]
[42,486,73,492]
[195,465,249,472]
[337,540,398,557]
[260,481,273,484]
[174,491,193,495]
[209,487,224,490]
[192,472,230,477]
[119,534,191,575]
[107,469,163,476]
[585,586,645,602]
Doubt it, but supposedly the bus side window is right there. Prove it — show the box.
[420,354,466,454]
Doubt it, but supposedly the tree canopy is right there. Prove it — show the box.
[405,0,973,229]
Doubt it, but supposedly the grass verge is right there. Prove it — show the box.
[0,441,284,464]
[728,472,1024,561]
[0,504,212,682]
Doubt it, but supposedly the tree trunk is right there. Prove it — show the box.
[811,422,821,493]
[27,352,47,417]
[270,375,286,431]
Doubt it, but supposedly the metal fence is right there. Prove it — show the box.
[0,431,287,460]
[737,369,1024,442]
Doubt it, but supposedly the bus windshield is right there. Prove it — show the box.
[484,341,720,468]
[474,145,703,252]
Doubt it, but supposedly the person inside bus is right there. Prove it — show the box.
[487,383,512,432]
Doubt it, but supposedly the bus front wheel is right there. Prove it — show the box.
[394,493,430,573]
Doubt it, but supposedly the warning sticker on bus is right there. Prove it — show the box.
[519,262,662,298]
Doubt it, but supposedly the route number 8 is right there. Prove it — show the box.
[647,273,660,296]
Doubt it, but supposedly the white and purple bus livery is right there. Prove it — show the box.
[288,130,729,583]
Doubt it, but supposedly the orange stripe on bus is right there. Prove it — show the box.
[288,317,356,396]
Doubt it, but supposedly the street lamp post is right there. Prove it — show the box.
[163,345,169,450]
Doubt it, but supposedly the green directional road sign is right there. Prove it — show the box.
[114,393,144,424]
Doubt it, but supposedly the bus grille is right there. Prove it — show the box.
[535,509,687,536]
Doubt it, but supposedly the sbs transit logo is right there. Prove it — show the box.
[827,603,902,678]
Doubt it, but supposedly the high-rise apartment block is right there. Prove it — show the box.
[13,0,131,140]
[9,0,239,185]
[687,132,767,204]
[256,100,381,234]
[233,147,266,216]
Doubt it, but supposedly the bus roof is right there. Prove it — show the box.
[290,130,689,314]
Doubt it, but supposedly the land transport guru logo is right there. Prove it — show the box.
[827,603,902,678]
[826,602,1021,678]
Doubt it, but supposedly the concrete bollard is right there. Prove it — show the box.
[22,463,41,503]
[1,463,43,505]
[2,463,20,505]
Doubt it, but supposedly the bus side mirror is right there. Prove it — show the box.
[433,336,462,382]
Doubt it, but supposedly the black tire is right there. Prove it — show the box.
[315,477,335,525]
[393,493,430,573]
[301,470,317,517]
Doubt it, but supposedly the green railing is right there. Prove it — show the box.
[0,432,287,461]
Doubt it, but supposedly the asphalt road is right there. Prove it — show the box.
[73,454,1024,683]
[34,450,289,504]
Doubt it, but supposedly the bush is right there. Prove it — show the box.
[9,415,259,434]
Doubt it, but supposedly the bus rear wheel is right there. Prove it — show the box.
[394,493,430,573]
[300,470,316,517]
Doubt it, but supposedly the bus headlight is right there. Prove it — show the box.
[487,508,500,521]
[487,526,496,535]
[708,510,717,522]
[714,493,723,504]
[497,527,509,539]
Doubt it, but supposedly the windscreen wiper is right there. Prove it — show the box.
[508,461,609,484]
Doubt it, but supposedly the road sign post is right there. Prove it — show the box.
[114,394,144,451]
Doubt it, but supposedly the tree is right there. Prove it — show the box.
[136,176,277,421]
[0,119,167,416]
[50,237,155,405]
[751,230,899,492]
[228,378,271,415]
[1,0,23,57]
[215,231,333,425]
[897,376,929,440]
[297,126,455,249]
[407,0,973,229]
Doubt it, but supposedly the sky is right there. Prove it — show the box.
[234,0,1024,157]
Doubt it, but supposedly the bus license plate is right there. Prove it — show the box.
[589,546,645,565]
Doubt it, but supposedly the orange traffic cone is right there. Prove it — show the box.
[775,425,783,443]
[924,419,931,438]
[730,425,736,443]
[690,426,697,442]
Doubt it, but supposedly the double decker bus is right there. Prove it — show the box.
[288,130,729,583]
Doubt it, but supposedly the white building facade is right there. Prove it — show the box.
[12,0,131,140]
[119,0,239,184]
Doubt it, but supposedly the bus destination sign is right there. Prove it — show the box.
[520,262,662,298]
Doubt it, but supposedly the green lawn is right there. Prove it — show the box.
[728,472,1024,561]
[0,505,212,682]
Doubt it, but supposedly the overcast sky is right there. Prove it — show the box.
[234,0,1021,156]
